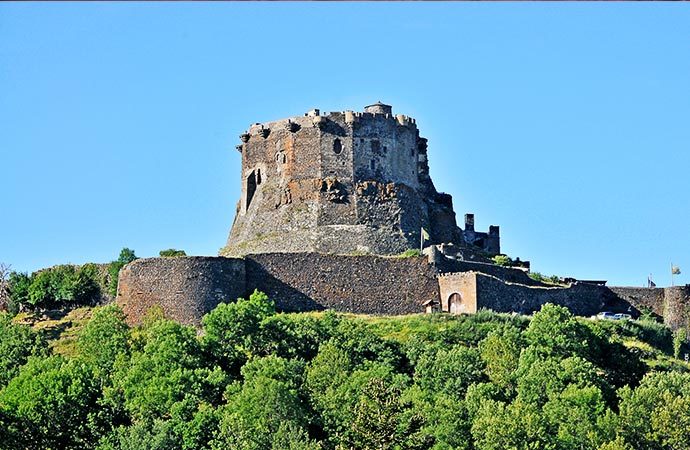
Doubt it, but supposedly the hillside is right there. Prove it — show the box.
[1,294,689,450]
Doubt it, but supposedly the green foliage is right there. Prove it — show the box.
[414,345,485,399]
[0,312,45,387]
[0,356,103,449]
[7,272,30,314]
[111,318,226,421]
[492,254,513,267]
[616,371,690,449]
[529,271,562,285]
[398,248,422,258]
[77,304,130,376]
[201,290,276,374]
[593,315,673,355]
[108,248,138,297]
[525,303,592,359]
[673,327,687,359]
[0,292,687,450]
[479,326,523,391]
[213,356,312,450]
[159,248,187,257]
[21,264,101,308]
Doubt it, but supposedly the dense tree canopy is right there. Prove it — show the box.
[0,298,688,450]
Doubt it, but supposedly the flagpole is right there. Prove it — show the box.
[420,228,423,252]
[671,262,674,287]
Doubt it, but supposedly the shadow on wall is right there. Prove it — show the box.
[244,258,326,313]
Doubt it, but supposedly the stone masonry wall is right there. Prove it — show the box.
[438,272,477,313]
[662,286,690,330]
[607,287,666,317]
[474,273,606,317]
[245,253,439,315]
[438,258,544,287]
[117,257,246,325]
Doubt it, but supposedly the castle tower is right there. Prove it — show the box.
[221,104,500,257]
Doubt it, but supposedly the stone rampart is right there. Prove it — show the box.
[245,253,439,315]
[438,258,543,286]
[662,286,690,330]
[607,287,666,317]
[114,254,690,330]
[473,273,605,316]
[116,257,246,325]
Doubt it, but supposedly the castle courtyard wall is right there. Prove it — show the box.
[116,257,246,325]
[473,273,606,316]
[115,254,690,330]
[245,253,439,315]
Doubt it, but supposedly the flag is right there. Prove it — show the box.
[421,227,430,241]
[672,266,681,275]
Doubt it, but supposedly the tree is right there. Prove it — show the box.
[0,356,103,449]
[542,384,609,450]
[110,319,226,421]
[159,249,187,257]
[492,254,513,267]
[0,312,45,387]
[471,398,553,450]
[213,356,313,450]
[0,263,11,312]
[673,327,687,359]
[23,264,100,308]
[617,371,690,449]
[77,304,130,377]
[479,326,523,392]
[201,290,275,374]
[524,303,592,359]
[7,271,30,314]
[414,345,485,400]
[108,248,138,297]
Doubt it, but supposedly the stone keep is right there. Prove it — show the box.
[222,102,500,256]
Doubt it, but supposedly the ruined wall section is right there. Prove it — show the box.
[438,258,545,286]
[245,253,439,315]
[474,273,605,317]
[116,257,246,326]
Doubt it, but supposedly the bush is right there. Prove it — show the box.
[492,255,513,267]
[398,249,422,258]
[7,272,31,314]
[108,248,138,297]
[0,313,46,387]
[528,272,561,285]
[22,264,100,308]
[159,249,187,258]
[673,327,687,359]
[0,356,103,449]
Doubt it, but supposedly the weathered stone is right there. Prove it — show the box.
[221,103,500,257]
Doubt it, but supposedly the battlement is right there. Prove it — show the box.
[239,105,418,145]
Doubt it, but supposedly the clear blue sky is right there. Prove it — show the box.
[2,3,689,287]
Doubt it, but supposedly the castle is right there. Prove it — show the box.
[222,102,498,258]
[115,103,690,330]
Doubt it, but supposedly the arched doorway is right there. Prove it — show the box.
[448,293,462,314]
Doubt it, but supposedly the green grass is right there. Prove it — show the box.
[13,307,94,357]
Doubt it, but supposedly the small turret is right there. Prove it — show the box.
[364,101,392,115]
